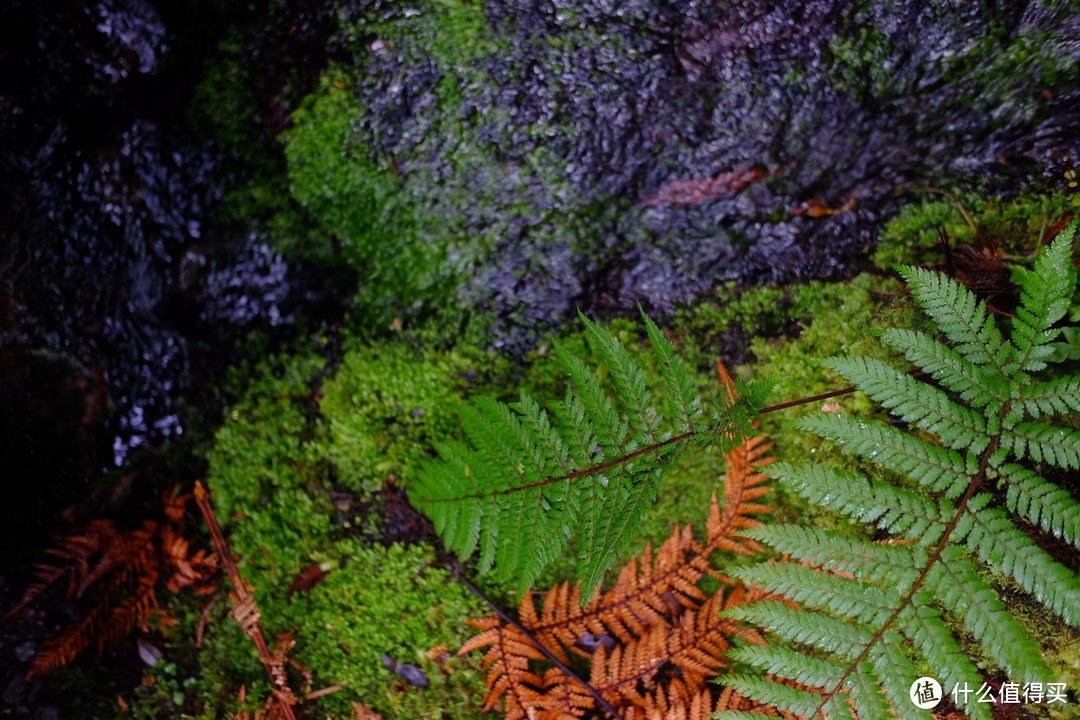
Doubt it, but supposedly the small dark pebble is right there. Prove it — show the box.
[380,652,397,670]
[410,406,424,417]
[576,632,616,654]
[395,663,429,687]
[14,641,37,662]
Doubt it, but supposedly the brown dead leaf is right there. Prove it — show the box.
[284,563,329,600]
[637,167,770,208]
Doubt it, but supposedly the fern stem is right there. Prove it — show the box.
[417,430,699,503]
[758,386,857,415]
[911,186,980,236]
[457,575,627,720]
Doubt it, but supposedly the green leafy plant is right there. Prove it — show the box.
[411,312,771,597]
[719,222,1080,719]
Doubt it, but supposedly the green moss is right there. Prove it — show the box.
[283,540,487,719]
[205,353,335,588]
[190,31,262,163]
[873,191,1079,269]
[198,351,489,720]
[320,341,489,492]
[283,71,403,268]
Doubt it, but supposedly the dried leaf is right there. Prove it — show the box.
[284,563,329,599]
[637,167,770,208]
[353,702,383,720]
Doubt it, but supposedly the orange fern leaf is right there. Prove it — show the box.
[458,617,549,719]
[12,489,218,679]
[625,680,718,720]
[461,418,778,719]
[26,593,110,679]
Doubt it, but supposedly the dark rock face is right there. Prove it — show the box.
[0,0,343,560]
[337,0,1080,351]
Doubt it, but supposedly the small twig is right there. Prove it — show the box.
[456,575,626,720]
[912,185,980,236]
[195,592,218,648]
[194,482,297,720]
[306,684,345,700]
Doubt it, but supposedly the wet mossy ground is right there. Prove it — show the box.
[6,0,1080,717]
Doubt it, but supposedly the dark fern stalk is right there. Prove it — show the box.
[718,222,1080,720]
[411,310,770,598]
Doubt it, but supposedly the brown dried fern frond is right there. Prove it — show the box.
[459,616,550,719]
[459,377,779,720]
[588,584,770,711]
[6,519,127,618]
[9,489,218,679]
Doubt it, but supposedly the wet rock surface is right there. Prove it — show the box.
[338,0,1079,350]
[0,0,344,562]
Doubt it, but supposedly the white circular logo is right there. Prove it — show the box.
[910,677,943,709]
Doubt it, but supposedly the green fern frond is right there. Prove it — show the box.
[721,228,1080,720]
[729,646,845,689]
[740,525,924,590]
[876,328,1006,408]
[727,602,874,657]
[823,356,989,452]
[846,665,893,720]
[413,310,763,597]
[765,462,949,545]
[1001,421,1080,467]
[869,634,933,720]
[926,548,1048,682]
[721,675,828,718]
[737,562,900,627]
[1012,221,1078,372]
[959,500,1080,624]
[796,413,973,498]
[1014,375,1080,418]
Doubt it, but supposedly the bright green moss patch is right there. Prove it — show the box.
[199,352,488,719]
[205,354,335,586]
[320,341,487,492]
[285,540,486,719]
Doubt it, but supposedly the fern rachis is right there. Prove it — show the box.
[412,311,770,596]
[720,222,1080,720]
